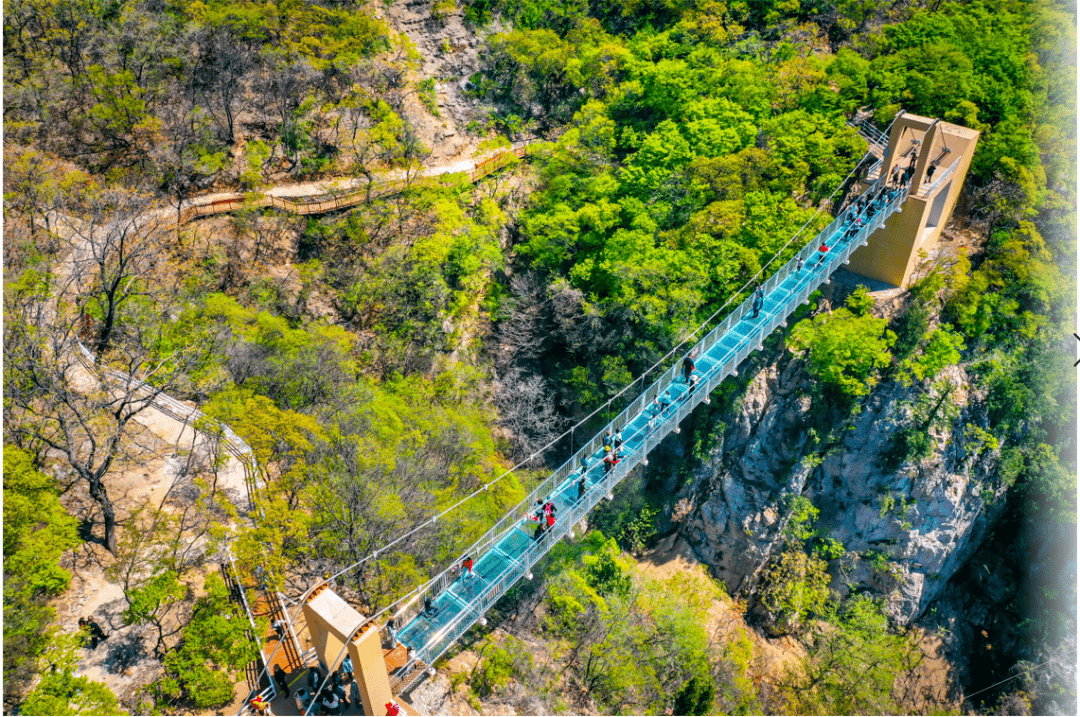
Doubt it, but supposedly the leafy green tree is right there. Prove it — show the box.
[156,573,264,710]
[778,596,922,715]
[20,632,124,716]
[788,299,896,404]
[3,447,81,705]
[759,546,832,635]
[897,326,964,386]
[3,447,81,594]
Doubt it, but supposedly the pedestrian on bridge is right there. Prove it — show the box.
[890,164,901,186]
[681,355,695,382]
[250,693,272,716]
[604,452,615,474]
[796,256,805,273]
[751,285,764,318]
[817,242,829,265]
[308,666,323,692]
[688,372,700,395]
[578,475,587,501]
[386,618,397,648]
[424,595,440,618]
[462,555,475,579]
[613,428,623,450]
[333,681,350,711]
[349,679,362,712]
[319,689,340,715]
[925,163,936,183]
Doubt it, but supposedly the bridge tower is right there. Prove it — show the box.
[303,584,394,716]
[847,112,980,288]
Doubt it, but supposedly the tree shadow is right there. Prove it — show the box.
[100,629,149,676]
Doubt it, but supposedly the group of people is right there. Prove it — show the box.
[803,179,903,275]
[888,151,939,188]
[298,657,361,715]
[78,617,107,650]
[527,498,558,540]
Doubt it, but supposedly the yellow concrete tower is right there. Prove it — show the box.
[846,112,980,288]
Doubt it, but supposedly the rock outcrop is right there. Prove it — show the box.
[680,298,1004,625]
[378,0,503,164]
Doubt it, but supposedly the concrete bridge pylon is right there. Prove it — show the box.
[847,111,980,288]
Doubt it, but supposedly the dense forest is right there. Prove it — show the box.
[2,0,1075,714]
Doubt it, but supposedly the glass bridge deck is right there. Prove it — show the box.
[395,180,908,679]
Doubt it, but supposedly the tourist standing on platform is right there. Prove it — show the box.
[613,428,623,451]
[273,665,291,698]
[250,693,272,716]
[817,242,829,265]
[349,678,362,713]
[578,475,587,501]
[320,689,340,715]
[333,680,350,711]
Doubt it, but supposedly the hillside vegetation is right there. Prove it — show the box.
[3,0,1074,714]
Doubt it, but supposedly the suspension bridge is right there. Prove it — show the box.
[52,109,975,715]
[224,110,977,717]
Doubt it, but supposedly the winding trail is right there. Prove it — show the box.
[50,142,534,519]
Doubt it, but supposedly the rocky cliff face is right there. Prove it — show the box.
[680,289,1004,625]
[378,0,503,164]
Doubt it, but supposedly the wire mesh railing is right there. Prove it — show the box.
[915,155,961,199]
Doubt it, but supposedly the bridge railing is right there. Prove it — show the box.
[380,162,913,670]
[915,155,961,199]
[172,141,538,230]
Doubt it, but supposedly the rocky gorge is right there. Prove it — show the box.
[679,287,1005,625]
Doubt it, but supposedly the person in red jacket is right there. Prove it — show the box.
[817,242,829,265]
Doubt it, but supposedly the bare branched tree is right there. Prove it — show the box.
[5,190,215,553]
[60,188,171,356]
[493,367,566,464]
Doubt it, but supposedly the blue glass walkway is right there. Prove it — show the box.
[388,171,912,692]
